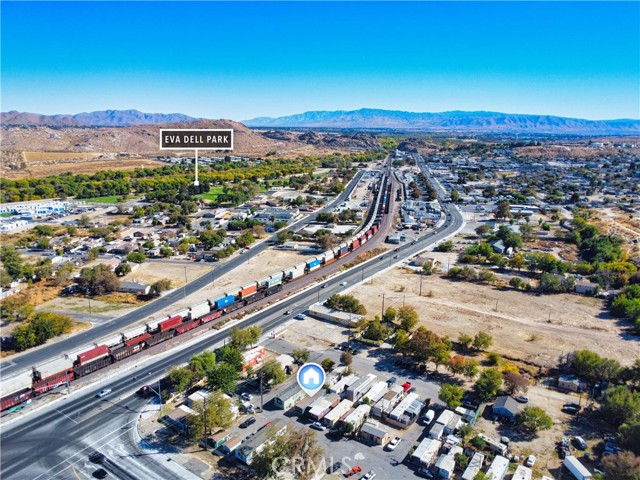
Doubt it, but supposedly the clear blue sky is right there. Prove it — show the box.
[2,1,638,120]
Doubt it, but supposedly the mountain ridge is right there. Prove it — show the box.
[243,108,640,134]
[1,109,200,127]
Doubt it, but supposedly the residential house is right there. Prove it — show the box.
[558,374,588,392]
[492,396,521,421]
[322,399,353,427]
[119,281,151,296]
[359,420,390,445]
[486,455,509,480]
[235,419,287,465]
[412,438,442,466]
[462,452,485,480]
[274,384,305,410]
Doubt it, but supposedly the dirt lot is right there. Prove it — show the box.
[353,266,639,367]
[2,154,166,179]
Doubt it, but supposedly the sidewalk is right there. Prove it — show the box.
[136,401,213,479]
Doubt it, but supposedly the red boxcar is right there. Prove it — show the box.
[200,310,223,324]
[111,343,145,361]
[33,370,73,394]
[159,315,182,332]
[76,345,110,365]
[176,319,200,334]
[124,332,151,347]
[1,389,32,411]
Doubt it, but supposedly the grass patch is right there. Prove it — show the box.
[195,186,225,202]
[83,195,140,204]
[95,292,144,305]
[70,304,129,314]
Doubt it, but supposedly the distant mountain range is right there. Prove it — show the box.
[244,108,640,135]
[1,109,200,127]
[3,108,639,134]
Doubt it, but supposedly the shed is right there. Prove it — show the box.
[359,420,389,445]
[512,465,532,480]
[219,436,242,454]
[493,396,520,421]
[558,374,587,392]
[207,430,230,449]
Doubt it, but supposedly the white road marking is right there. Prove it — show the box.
[55,409,79,424]
[32,417,138,480]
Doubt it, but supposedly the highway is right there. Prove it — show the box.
[0,170,366,379]
[0,161,463,480]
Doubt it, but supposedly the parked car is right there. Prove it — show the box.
[525,455,536,467]
[386,437,401,451]
[239,417,256,428]
[310,422,326,431]
[96,389,112,398]
[93,469,108,479]
[387,376,397,386]
[344,466,362,478]
[562,405,580,414]
[417,468,434,479]
[362,470,376,480]
[573,436,587,450]
[241,393,253,401]
[327,462,343,474]
[402,382,412,392]
[515,395,529,404]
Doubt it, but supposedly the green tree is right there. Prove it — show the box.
[474,369,502,401]
[439,383,464,409]
[473,331,493,351]
[600,450,640,480]
[471,435,486,450]
[0,246,24,280]
[77,264,120,295]
[363,317,391,341]
[458,333,473,350]
[261,359,286,385]
[115,262,132,277]
[503,371,529,395]
[383,307,397,323]
[391,329,410,354]
[495,200,512,220]
[152,278,172,295]
[475,224,491,237]
[292,348,311,365]
[189,351,216,381]
[340,351,353,366]
[454,453,469,470]
[12,312,73,351]
[187,391,234,442]
[463,359,480,379]
[217,345,244,372]
[515,406,553,434]
[601,386,640,426]
[397,305,419,331]
[168,366,193,393]
[321,358,335,372]
[127,251,147,263]
[207,363,239,393]
[618,420,640,455]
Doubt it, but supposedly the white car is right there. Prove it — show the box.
[310,422,326,431]
[340,281,347,286]
[241,393,253,401]
[386,437,401,451]
[96,389,112,398]
[294,313,306,320]
[525,455,536,467]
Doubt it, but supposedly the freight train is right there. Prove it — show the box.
[0,175,392,412]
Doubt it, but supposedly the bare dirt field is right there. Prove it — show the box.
[125,261,213,287]
[2,155,166,179]
[353,266,640,367]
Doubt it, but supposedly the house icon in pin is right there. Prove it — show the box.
[302,368,320,386]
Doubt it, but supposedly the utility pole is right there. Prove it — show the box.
[259,372,264,410]
[183,266,188,298]
[202,396,208,450]
[381,293,385,318]
[419,272,423,296]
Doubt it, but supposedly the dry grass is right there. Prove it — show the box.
[0,282,63,308]
[23,151,102,162]
[95,292,144,305]
[3,157,166,179]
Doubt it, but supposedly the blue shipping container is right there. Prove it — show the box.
[215,295,235,310]
[307,259,321,269]
[340,247,349,254]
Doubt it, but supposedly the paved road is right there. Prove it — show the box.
[0,171,367,378]
[0,164,463,479]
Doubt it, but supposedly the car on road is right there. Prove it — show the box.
[310,422,326,431]
[340,281,348,286]
[93,469,108,479]
[240,393,253,401]
[294,313,306,320]
[96,389,112,398]
[362,470,376,480]
[327,461,343,474]
[344,466,362,478]
[515,395,529,404]
[240,417,256,428]
[89,452,106,464]
[386,437,401,451]
[393,254,399,259]
[387,376,397,386]
[525,455,536,467]
[321,283,328,288]
[284,310,293,315]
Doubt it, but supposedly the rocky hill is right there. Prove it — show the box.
[245,108,640,135]
[1,109,200,127]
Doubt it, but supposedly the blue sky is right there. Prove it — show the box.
[1,1,638,120]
